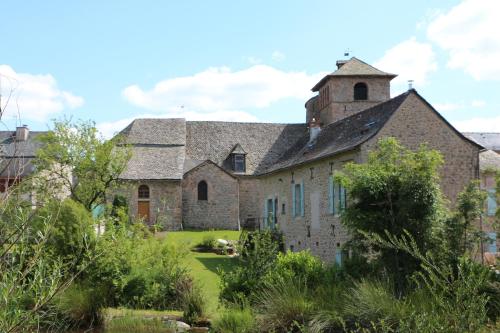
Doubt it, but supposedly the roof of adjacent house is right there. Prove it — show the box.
[479,149,500,171]
[0,131,47,177]
[312,57,397,91]
[463,132,500,152]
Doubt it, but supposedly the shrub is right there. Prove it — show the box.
[33,199,95,262]
[199,233,217,250]
[254,278,314,332]
[213,306,256,333]
[265,250,326,288]
[220,230,282,304]
[52,282,105,329]
[182,285,206,325]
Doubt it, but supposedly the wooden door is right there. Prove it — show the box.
[138,201,150,223]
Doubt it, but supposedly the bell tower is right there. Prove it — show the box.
[306,57,397,126]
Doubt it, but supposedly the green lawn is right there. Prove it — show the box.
[157,230,241,314]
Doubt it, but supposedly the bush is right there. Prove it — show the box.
[220,230,282,304]
[52,282,105,329]
[254,278,314,332]
[265,250,326,288]
[182,285,206,325]
[213,306,256,333]
[199,233,217,250]
[33,199,95,262]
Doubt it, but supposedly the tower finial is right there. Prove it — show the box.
[408,80,414,90]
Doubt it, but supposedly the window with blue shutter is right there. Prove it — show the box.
[487,232,497,253]
[300,181,305,217]
[292,184,296,217]
[487,190,497,216]
[264,200,268,228]
[328,176,334,215]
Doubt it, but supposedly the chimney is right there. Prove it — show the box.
[336,60,348,69]
[16,125,29,141]
[309,118,321,143]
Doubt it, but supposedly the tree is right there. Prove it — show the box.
[335,137,444,292]
[35,119,131,211]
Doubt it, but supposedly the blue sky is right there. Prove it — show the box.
[1,0,499,137]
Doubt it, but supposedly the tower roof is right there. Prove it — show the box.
[312,57,397,92]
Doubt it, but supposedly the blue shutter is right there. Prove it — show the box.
[292,184,296,217]
[264,200,268,229]
[328,176,334,214]
[487,190,497,216]
[335,251,342,266]
[300,181,305,217]
[339,184,346,212]
[487,232,497,253]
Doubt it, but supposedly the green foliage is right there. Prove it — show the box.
[82,221,192,312]
[265,250,326,288]
[35,118,131,211]
[335,137,444,291]
[213,306,257,333]
[219,230,282,304]
[254,278,315,333]
[199,233,218,250]
[181,285,206,324]
[33,198,95,262]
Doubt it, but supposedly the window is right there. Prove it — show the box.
[354,82,368,100]
[292,181,304,217]
[264,197,278,229]
[138,185,150,199]
[282,203,286,215]
[487,232,497,253]
[487,189,497,216]
[233,154,246,172]
[329,176,347,215]
[198,181,208,201]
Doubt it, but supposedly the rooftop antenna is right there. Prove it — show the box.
[408,80,414,90]
[344,49,350,57]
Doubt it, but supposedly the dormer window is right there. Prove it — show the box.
[229,143,247,173]
[354,82,368,100]
[233,154,245,172]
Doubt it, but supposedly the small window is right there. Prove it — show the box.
[294,183,303,217]
[487,189,497,216]
[138,185,150,199]
[198,181,208,201]
[354,82,368,100]
[282,203,286,215]
[233,154,246,172]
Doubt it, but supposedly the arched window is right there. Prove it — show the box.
[353,82,368,100]
[198,181,208,201]
[138,185,150,199]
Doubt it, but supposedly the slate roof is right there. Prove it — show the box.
[479,150,500,171]
[120,118,186,145]
[312,57,397,91]
[463,133,500,152]
[0,131,47,177]
[261,91,411,174]
[185,121,307,175]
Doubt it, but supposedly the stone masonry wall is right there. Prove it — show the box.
[182,162,239,230]
[320,77,391,125]
[362,92,480,204]
[114,180,183,230]
[257,151,359,263]
[238,177,261,229]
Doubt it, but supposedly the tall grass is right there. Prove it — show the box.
[213,306,257,333]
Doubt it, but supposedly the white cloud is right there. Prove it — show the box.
[434,100,487,113]
[244,56,262,65]
[0,65,84,122]
[374,37,437,93]
[427,0,500,80]
[452,115,500,132]
[122,65,325,113]
[97,110,259,139]
[471,100,486,108]
[271,51,286,62]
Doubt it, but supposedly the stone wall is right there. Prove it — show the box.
[320,77,391,125]
[182,162,239,230]
[238,176,261,229]
[362,92,480,204]
[114,180,183,230]
[257,151,359,263]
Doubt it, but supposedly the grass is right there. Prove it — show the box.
[157,230,241,314]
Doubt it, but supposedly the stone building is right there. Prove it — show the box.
[117,57,487,263]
